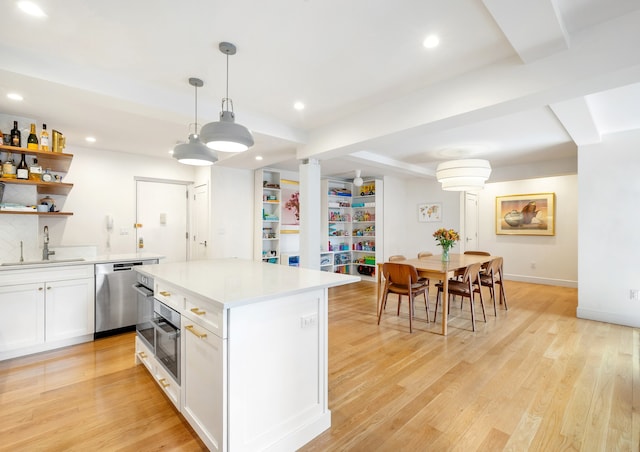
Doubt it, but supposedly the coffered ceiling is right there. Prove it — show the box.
[1,0,639,182]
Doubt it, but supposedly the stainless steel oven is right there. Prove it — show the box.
[134,272,155,350]
[134,272,181,384]
[153,299,181,384]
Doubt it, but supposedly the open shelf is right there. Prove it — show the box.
[0,144,73,173]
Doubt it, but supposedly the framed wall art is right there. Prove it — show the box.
[496,193,555,236]
[418,202,442,222]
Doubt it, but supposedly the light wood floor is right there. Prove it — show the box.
[0,280,638,451]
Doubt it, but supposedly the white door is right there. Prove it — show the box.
[464,192,479,251]
[191,183,209,260]
[136,180,189,263]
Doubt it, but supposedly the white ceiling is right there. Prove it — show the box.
[1,0,640,182]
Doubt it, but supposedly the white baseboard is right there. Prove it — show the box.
[505,273,577,288]
[577,307,640,328]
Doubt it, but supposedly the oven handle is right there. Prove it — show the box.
[132,283,153,298]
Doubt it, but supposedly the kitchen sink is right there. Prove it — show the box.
[1,258,86,266]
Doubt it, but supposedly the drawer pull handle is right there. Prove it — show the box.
[38,287,44,291]
[138,351,147,359]
[159,291,171,297]
[190,307,206,316]
[186,324,207,339]
[158,378,170,388]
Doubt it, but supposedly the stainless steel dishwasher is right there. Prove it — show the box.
[95,259,158,338]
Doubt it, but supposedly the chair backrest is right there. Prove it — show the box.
[388,255,407,262]
[460,262,483,284]
[383,262,420,286]
[464,251,491,256]
[417,251,433,259]
[487,257,502,277]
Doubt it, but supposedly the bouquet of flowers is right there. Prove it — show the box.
[433,228,460,259]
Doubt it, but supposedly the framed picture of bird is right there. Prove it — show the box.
[495,193,555,236]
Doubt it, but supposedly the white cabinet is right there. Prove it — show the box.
[45,277,94,342]
[0,283,45,352]
[134,335,181,410]
[182,316,225,452]
[0,264,95,361]
[254,169,281,264]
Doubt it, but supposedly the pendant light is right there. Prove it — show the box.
[353,169,363,187]
[173,77,218,166]
[436,159,491,191]
[200,42,254,153]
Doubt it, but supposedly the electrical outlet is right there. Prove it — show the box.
[300,314,317,329]
[530,261,536,269]
[630,289,640,300]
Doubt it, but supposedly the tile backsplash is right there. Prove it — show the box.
[0,215,39,262]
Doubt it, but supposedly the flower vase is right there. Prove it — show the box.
[441,247,450,262]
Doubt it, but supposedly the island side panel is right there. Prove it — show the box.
[228,288,330,451]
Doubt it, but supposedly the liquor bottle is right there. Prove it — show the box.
[29,157,42,180]
[2,154,16,178]
[40,124,49,151]
[27,123,38,150]
[10,121,21,147]
[16,153,29,179]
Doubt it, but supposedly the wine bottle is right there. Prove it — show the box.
[16,153,29,180]
[40,124,49,151]
[10,121,21,147]
[27,123,38,150]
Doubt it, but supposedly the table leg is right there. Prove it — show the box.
[442,275,448,336]
[376,264,382,315]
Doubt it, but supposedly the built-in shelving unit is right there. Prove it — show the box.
[0,144,74,216]
[254,169,281,264]
[321,178,383,279]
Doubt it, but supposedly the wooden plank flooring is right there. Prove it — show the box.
[0,280,637,451]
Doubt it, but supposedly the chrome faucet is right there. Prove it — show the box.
[42,226,55,260]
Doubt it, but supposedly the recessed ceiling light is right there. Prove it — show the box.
[85,136,96,143]
[169,149,174,155]
[255,155,263,161]
[293,101,305,111]
[7,93,23,101]
[17,1,46,17]
[423,34,440,49]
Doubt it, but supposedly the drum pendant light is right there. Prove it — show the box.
[436,159,491,191]
[200,42,254,153]
[173,77,218,166]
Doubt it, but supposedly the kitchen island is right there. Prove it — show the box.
[135,258,359,452]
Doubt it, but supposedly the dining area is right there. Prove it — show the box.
[376,250,508,336]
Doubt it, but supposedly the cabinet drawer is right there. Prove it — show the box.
[135,335,155,374]
[154,361,181,410]
[183,296,225,338]
[0,264,94,286]
[155,281,185,311]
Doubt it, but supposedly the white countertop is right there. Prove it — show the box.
[137,258,360,309]
[0,252,164,271]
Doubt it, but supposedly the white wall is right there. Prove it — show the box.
[478,175,578,287]
[383,175,460,259]
[577,129,640,327]
[0,146,196,261]
[209,165,254,259]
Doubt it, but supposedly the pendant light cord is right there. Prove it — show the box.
[194,82,198,134]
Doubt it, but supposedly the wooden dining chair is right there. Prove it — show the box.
[455,250,491,279]
[388,255,407,261]
[378,262,430,333]
[476,257,503,315]
[434,262,486,331]
[417,251,433,259]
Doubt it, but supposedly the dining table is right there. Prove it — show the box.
[376,253,495,335]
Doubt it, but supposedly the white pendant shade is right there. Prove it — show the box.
[201,111,254,153]
[353,169,363,187]
[173,134,218,166]
[436,159,491,191]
